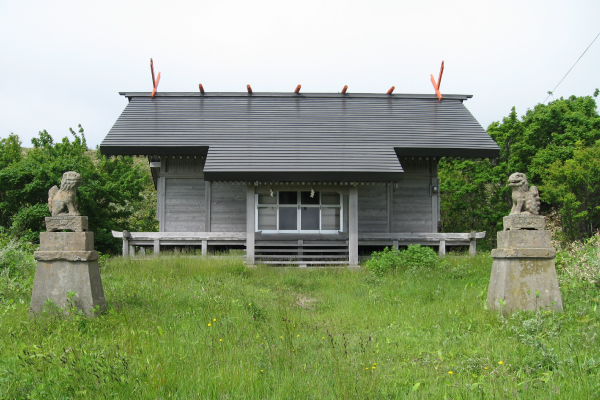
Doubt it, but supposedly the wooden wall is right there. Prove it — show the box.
[164,178,205,232]
[357,158,439,233]
[210,183,246,232]
[155,156,438,234]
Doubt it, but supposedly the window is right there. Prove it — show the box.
[256,191,342,233]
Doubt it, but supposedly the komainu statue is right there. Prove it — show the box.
[48,171,82,217]
[508,172,540,215]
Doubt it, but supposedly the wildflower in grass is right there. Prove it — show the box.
[208,323,212,327]
[485,367,488,370]
[448,371,453,375]
[213,318,216,322]
[373,363,377,366]
[372,366,376,370]
[499,361,503,365]
[280,336,283,338]
[219,339,223,342]
[322,337,325,340]
[260,370,263,372]
[297,335,300,337]
[366,367,369,370]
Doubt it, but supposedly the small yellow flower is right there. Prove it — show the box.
[208,323,211,327]
[213,318,216,322]
[260,369,263,372]
[280,336,283,338]
[499,361,503,365]
[372,366,376,370]
[297,335,300,337]
[248,303,251,305]
[448,371,453,375]
[17,289,19,292]
[322,337,325,340]
[485,367,488,370]
[219,339,223,342]
[373,363,377,366]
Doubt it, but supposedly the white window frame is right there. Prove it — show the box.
[255,191,343,234]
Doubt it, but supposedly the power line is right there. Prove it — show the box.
[543,31,600,104]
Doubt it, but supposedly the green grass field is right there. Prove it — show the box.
[1,254,599,399]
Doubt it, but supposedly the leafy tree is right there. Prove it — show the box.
[439,93,600,246]
[0,133,22,169]
[0,127,157,253]
[542,141,600,241]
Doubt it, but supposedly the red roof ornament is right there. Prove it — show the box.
[150,58,161,99]
[430,61,444,101]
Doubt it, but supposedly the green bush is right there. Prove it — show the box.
[0,232,36,303]
[365,245,441,275]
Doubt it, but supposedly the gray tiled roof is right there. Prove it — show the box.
[100,92,499,181]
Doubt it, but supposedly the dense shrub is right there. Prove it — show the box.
[365,245,442,275]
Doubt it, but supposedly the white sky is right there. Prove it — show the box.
[1,0,599,148]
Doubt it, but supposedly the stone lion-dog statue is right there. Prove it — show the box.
[508,172,540,215]
[48,171,82,217]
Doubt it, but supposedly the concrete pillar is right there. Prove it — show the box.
[153,239,160,255]
[202,239,208,256]
[349,186,359,266]
[140,246,146,256]
[246,184,255,265]
[129,245,135,257]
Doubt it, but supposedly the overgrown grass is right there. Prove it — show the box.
[0,253,599,399]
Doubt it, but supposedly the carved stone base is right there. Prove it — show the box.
[30,260,106,316]
[45,216,88,232]
[487,257,563,314]
[503,214,545,231]
[31,229,105,316]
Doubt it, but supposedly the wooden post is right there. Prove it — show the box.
[246,184,255,265]
[469,231,477,256]
[122,230,130,257]
[438,239,446,257]
[153,239,160,255]
[205,181,212,232]
[157,176,166,232]
[386,182,393,233]
[349,186,359,266]
[202,239,208,256]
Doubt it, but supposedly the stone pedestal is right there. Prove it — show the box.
[31,231,106,316]
[487,215,563,313]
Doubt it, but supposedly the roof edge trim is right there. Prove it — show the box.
[118,92,473,100]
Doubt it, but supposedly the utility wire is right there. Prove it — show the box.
[543,31,600,104]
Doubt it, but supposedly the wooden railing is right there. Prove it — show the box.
[112,231,485,258]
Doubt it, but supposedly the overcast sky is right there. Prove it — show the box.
[1,0,599,148]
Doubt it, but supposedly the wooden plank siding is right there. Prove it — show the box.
[358,185,388,233]
[164,178,205,232]
[392,158,438,233]
[154,156,439,237]
[211,182,246,232]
